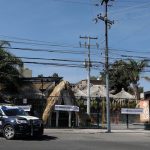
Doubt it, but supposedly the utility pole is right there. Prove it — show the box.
[80,36,98,115]
[95,0,114,133]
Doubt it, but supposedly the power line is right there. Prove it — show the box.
[108,50,150,60]
[2,59,103,70]
[16,56,104,64]
[121,55,149,60]
[10,45,143,62]
[1,46,87,55]
[7,37,150,55]
[50,0,98,6]
[0,37,101,50]
[2,40,82,49]
[110,1,150,16]
[109,48,150,54]
[0,37,97,50]
[1,46,101,56]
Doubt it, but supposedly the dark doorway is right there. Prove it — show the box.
[58,111,69,127]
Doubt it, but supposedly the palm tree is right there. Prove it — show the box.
[0,40,23,94]
[101,59,147,99]
[125,59,148,100]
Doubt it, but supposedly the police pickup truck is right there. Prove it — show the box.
[0,105,43,140]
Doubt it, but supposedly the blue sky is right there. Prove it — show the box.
[0,0,150,91]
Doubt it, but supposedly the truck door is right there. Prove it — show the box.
[0,109,3,130]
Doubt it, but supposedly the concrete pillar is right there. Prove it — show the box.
[68,111,72,128]
[75,113,79,127]
[49,114,52,127]
[56,111,59,127]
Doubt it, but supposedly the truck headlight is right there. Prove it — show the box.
[16,119,28,124]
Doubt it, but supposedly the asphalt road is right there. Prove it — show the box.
[0,129,150,150]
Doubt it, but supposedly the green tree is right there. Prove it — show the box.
[109,60,130,93]
[52,73,59,77]
[38,74,44,77]
[101,59,147,99]
[101,60,130,93]
[0,41,23,93]
[90,76,98,80]
[126,59,147,100]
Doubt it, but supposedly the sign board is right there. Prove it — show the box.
[55,105,79,112]
[121,108,143,114]
[23,98,27,104]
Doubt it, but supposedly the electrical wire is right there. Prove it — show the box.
[2,59,103,70]
[1,46,87,55]
[50,0,98,6]
[16,56,104,64]
[109,48,150,54]
[0,36,97,50]
[1,46,101,56]
[110,1,150,16]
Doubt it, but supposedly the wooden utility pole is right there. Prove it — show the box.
[95,0,114,132]
[80,36,98,115]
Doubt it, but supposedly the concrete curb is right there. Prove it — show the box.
[45,128,150,134]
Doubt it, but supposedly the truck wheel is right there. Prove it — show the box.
[3,125,15,140]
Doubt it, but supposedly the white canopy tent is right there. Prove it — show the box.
[74,85,115,98]
[114,88,135,100]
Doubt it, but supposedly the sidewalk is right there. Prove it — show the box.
[45,128,150,134]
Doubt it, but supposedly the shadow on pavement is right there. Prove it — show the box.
[15,135,58,141]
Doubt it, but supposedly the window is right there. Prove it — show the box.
[0,109,3,116]
[2,107,28,116]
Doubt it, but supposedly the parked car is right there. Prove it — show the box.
[0,105,44,140]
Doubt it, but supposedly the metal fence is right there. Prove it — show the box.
[12,96,143,129]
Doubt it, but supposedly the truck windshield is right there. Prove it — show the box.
[2,108,28,116]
